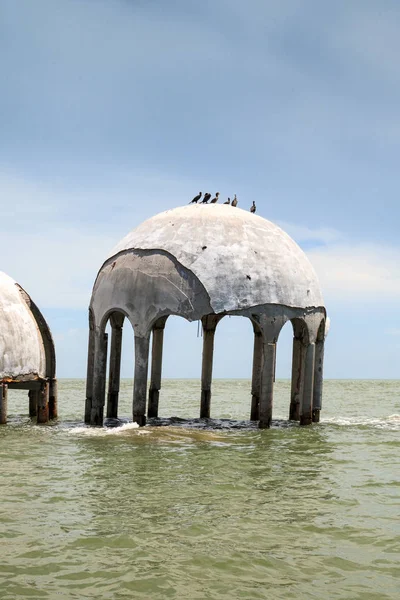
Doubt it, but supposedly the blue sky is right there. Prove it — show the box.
[1,0,399,378]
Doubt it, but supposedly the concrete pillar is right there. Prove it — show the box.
[250,328,263,420]
[28,389,37,417]
[37,381,49,424]
[289,338,306,421]
[300,343,316,426]
[49,378,58,420]
[148,321,166,418]
[90,331,108,426]
[312,339,325,423]
[259,342,276,429]
[106,324,123,419]
[85,325,95,424]
[200,316,219,419]
[133,335,150,426]
[0,384,8,425]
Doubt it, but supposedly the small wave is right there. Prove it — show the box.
[322,414,400,430]
[69,422,142,436]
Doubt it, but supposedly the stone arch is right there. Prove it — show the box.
[200,313,256,419]
[104,310,128,421]
[99,306,131,334]
[85,306,135,425]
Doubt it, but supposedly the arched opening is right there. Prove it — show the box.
[274,317,310,422]
[274,320,294,420]
[104,310,135,421]
[85,308,136,425]
[150,315,202,419]
[211,315,255,420]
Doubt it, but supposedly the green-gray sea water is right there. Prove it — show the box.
[1,379,399,599]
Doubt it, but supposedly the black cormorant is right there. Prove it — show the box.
[210,192,220,204]
[231,194,238,207]
[250,201,256,214]
[190,192,202,204]
[224,198,231,205]
[201,192,211,203]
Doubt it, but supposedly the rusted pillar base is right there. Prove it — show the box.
[28,389,37,417]
[133,335,150,427]
[300,414,312,426]
[250,393,260,421]
[107,391,119,419]
[49,378,58,420]
[91,406,104,426]
[312,408,320,423]
[290,399,300,421]
[300,343,315,426]
[148,389,160,418]
[0,384,8,425]
[37,382,49,424]
[133,413,146,427]
[200,390,211,419]
[84,396,92,425]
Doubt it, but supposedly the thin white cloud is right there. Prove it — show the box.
[0,170,57,219]
[277,221,341,244]
[1,228,116,309]
[385,328,400,336]
[307,243,400,303]
[278,221,400,304]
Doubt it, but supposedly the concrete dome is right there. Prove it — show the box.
[108,204,324,313]
[0,271,46,380]
[87,205,327,429]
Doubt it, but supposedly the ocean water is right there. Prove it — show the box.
[1,379,399,599]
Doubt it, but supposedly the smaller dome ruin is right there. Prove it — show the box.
[0,271,57,424]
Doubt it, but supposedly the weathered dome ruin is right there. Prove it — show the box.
[0,271,57,424]
[85,205,327,428]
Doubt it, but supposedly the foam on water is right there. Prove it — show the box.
[69,421,142,436]
[322,413,400,430]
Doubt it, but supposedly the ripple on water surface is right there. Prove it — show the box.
[0,379,399,599]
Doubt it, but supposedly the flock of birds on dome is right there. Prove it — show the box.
[189,192,256,213]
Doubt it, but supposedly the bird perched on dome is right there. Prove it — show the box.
[201,192,211,204]
[231,194,238,207]
[210,192,220,204]
[224,198,231,205]
[190,192,202,204]
[250,201,256,214]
